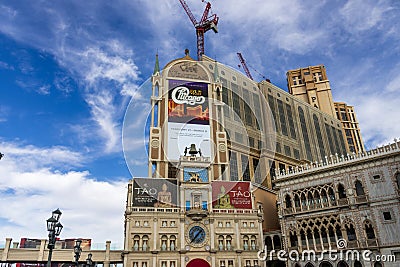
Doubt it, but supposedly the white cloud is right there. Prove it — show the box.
[0,141,84,170]
[339,0,392,32]
[0,142,126,244]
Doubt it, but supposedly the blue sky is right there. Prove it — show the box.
[0,0,399,245]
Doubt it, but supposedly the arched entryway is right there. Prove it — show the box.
[186,258,211,267]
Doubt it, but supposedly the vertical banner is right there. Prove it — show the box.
[167,80,211,160]
[132,178,178,207]
[212,181,252,209]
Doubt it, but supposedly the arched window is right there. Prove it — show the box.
[319,262,333,267]
[338,184,346,199]
[169,235,176,251]
[142,235,149,251]
[243,235,249,250]
[308,192,314,208]
[300,230,306,247]
[313,114,326,160]
[294,264,301,267]
[396,172,400,189]
[161,235,168,251]
[290,232,298,247]
[314,228,321,245]
[355,180,365,196]
[133,235,140,251]
[354,260,362,267]
[305,263,315,267]
[285,195,292,208]
[328,226,335,244]
[321,190,328,206]
[301,193,307,209]
[218,235,224,250]
[346,224,357,241]
[314,191,321,207]
[337,260,349,267]
[294,195,301,208]
[321,227,328,244]
[335,225,343,240]
[328,188,336,204]
[298,107,313,161]
[265,236,273,251]
[226,235,232,250]
[250,235,257,250]
[307,229,314,248]
[374,263,382,267]
[273,235,281,250]
[365,221,375,239]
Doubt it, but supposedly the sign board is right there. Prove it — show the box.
[212,181,252,209]
[132,178,178,207]
[167,80,211,160]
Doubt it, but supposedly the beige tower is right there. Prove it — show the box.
[286,65,336,117]
[334,102,365,153]
[287,64,366,155]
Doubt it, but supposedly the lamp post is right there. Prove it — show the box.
[85,253,94,267]
[74,239,82,266]
[46,209,63,267]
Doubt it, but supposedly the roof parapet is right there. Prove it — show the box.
[275,138,400,179]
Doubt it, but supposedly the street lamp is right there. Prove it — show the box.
[74,239,82,266]
[85,253,94,267]
[46,209,63,267]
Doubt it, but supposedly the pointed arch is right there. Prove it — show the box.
[338,183,346,199]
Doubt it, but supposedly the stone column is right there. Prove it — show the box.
[1,238,12,262]
[104,241,111,267]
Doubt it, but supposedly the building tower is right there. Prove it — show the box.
[334,102,365,153]
[286,64,365,154]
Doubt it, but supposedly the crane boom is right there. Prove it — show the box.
[237,52,253,80]
[178,0,198,26]
[178,0,219,60]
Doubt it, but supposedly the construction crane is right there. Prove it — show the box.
[178,0,219,60]
[237,52,253,80]
[237,52,269,81]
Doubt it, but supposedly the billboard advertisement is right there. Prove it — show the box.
[167,80,211,160]
[132,178,178,207]
[212,181,252,209]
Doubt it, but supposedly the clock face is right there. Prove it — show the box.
[188,225,206,244]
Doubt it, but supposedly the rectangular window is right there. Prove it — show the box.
[249,137,255,148]
[230,152,238,181]
[252,93,262,130]
[253,158,261,184]
[202,201,207,210]
[294,149,300,160]
[267,95,277,131]
[286,103,296,139]
[185,201,190,211]
[277,99,288,136]
[284,145,291,157]
[269,160,275,180]
[383,212,392,220]
[235,132,243,143]
[241,154,250,181]
[243,90,253,126]
[276,142,281,153]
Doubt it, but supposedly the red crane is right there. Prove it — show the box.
[178,0,219,60]
[237,52,269,81]
[237,52,253,80]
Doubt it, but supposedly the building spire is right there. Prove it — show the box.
[213,60,220,82]
[153,53,160,75]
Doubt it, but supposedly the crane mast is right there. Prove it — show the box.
[178,0,219,60]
